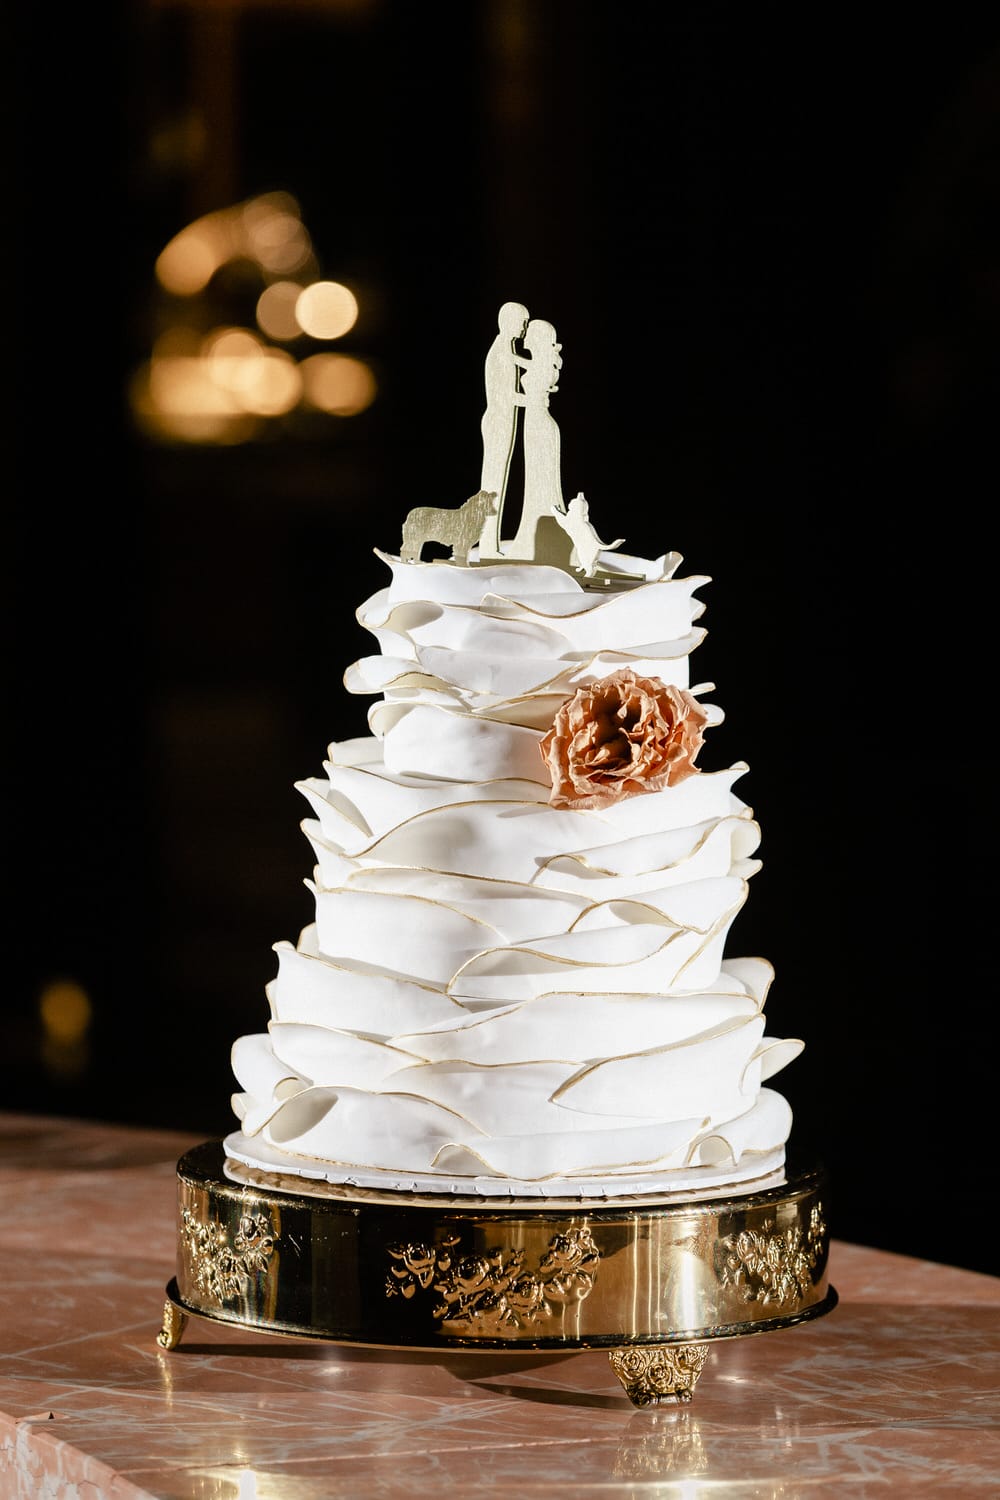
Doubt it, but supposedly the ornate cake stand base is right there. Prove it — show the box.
[158,1141,837,1408]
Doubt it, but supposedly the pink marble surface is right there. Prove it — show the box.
[1,1113,998,1498]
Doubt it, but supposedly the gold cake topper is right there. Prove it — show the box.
[400,304,629,578]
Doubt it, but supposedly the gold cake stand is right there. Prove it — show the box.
[158,1141,836,1407]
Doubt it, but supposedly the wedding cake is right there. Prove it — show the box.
[225,303,803,1197]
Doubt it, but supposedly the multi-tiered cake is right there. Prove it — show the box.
[225,303,802,1196]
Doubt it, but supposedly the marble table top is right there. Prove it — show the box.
[1,1111,997,1498]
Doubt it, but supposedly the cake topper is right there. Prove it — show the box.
[401,304,630,579]
[400,490,497,567]
[553,494,625,576]
[480,311,564,560]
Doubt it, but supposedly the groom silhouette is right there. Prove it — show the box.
[478,301,529,557]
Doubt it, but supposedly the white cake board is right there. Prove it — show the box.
[223,1130,786,1201]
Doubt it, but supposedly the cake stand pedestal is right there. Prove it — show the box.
[157,1141,836,1407]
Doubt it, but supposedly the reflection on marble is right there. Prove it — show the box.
[2,1112,999,1498]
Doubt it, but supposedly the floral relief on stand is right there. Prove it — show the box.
[609,1344,711,1406]
[717,1204,828,1307]
[386,1226,601,1335]
[180,1206,275,1308]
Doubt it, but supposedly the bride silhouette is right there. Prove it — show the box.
[505,318,564,559]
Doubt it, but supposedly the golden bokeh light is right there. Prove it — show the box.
[202,328,302,415]
[150,356,242,417]
[39,980,93,1044]
[300,353,377,415]
[156,193,317,297]
[136,195,376,442]
[244,202,312,276]
[131,358,259,443]
[239,348,302,416]
[256,281,305,341]
[295,281,359,340]
[203,326,264,363]
[156,222,230,296]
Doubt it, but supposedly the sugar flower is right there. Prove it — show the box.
[540,668,708,810]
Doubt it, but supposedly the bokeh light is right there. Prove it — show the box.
[39,978,93,1082]
[135,195,374,442]
[256,280,305,341]
[300,353,377,414]
[202,328,302,415]
[39,979,92,1044]
[156,222,229,296]
[155,192,316,297]
[243,193,312,275]
[295,281,358,339]
[130,356,260,444]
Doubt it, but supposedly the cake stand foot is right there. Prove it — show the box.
[609,1343,711,1407]
[156,1292,188,1350]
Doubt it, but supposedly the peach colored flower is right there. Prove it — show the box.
[539,668,708,810]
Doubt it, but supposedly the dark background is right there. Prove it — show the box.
[8,3,999,1275]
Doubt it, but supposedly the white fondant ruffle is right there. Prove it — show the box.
[228,549,803,1192]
